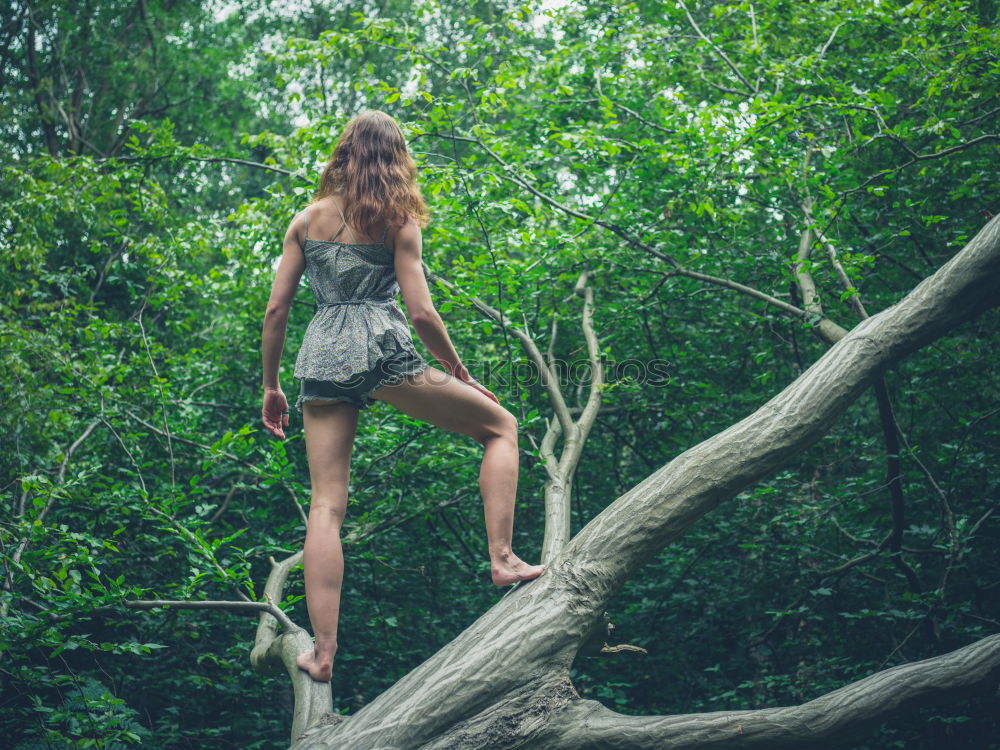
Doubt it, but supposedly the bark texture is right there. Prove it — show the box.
[532,634,1000,749]
[293,215,1000,749]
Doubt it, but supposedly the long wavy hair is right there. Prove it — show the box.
[311,110,430,238]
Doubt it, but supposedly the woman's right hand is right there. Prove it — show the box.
[451,363,500,404]
[262,387,290,439]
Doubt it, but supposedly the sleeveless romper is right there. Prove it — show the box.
[293,203,430,411]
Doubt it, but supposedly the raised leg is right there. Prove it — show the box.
[371,365,545,585]
[296,400,360,682]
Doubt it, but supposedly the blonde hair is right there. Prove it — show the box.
[312,109,430,237]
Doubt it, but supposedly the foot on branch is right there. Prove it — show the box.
[491,552,546,586]
[296,646,335,682]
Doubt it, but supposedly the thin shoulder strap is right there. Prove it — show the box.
[332,201,359,244]
[303,206,309,242]
[381,223,390,248]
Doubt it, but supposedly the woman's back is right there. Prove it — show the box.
[300,198,399,305]
[293,195,428,409]
[304,195,390,245]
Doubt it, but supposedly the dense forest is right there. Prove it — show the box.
[2,0,999,747]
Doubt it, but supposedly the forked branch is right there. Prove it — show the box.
[250,552,333,742]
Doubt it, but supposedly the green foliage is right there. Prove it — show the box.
[2,0,998,747]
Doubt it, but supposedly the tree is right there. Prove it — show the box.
[3,0,998,747]
[265,213,1000,747]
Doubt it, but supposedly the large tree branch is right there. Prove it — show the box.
[535,634,1000,749]
[293,215,1000,750]
[566,214,1000,594]
[24,12,59,155]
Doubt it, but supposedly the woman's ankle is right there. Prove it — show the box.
[313,636,338,658]
[489,546,514,565]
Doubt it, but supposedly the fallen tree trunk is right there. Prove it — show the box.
[532,634,1000,749]
[293,215,1000,749]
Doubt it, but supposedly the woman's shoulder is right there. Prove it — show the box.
[282,206,309,250]
[394,213,424,235]
[385,213,422,248]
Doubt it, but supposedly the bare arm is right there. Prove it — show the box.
[260,213,307,438]
[393,219,498,403]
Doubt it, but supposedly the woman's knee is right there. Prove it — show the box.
[476,407,518,446]
[308,498,347,528]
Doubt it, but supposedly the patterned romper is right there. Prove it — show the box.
[293,203,430,411]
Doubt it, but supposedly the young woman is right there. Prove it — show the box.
[260,109,545,683]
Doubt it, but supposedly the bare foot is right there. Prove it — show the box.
[491,552,546,586]
[296,646,334,682]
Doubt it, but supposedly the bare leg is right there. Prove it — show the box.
[371,365,545,585]
[296,400,359,682]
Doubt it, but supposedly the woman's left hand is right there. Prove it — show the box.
[456,372,500,405]
[262,387,290,439]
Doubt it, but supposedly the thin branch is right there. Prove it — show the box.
[208,481,241,523]
[147,505,251,602]
[599,643,648,655]
[284,483,310,527]
[445,110,519,413]
[342,490,470,547]
[99,415,148,496]
[125,598,298,632]
[677,0,756,94]
[571,270,606,462]
[425,131,847,342]
[814,208,924,595]
[539,413,564,485]
[844,134,1000,196]
[818,21,846,59]
[818,532,893,577]
[794,193,823,316]
[816,225,868,319]
[1,420,101,617]
[427,267,575,436]
[593,76,674,134]
[110,154,296,176]
[958,103,1000,127]
[138,306,175,491]
[610,100,675,134]
[546,315,559,373]
[119,406,308,525]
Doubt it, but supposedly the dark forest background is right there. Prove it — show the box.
[2,0,998,747]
